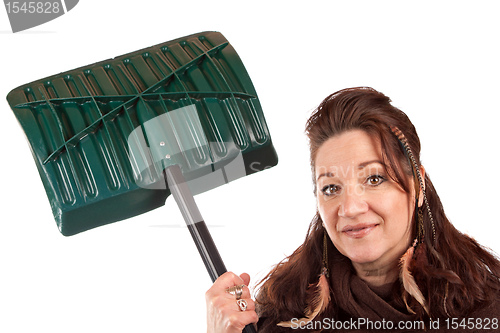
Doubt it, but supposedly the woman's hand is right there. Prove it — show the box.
[206,272,259,333]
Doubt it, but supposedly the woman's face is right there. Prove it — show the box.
[315,129,414,267]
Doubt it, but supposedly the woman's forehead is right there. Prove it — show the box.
[314,130,383,173]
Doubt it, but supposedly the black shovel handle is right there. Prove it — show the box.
[164,165,257,333]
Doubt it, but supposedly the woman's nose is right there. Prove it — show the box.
[338,185,369,218]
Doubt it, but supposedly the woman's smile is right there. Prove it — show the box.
[341,223,380,238]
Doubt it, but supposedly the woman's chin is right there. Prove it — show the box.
[344,247,382,264]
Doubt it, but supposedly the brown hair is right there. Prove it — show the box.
[255,87,500,330]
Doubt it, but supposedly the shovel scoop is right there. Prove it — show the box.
[7,31,277,333]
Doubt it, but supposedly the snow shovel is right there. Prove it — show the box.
[7,31,277,333]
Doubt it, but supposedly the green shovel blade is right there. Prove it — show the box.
[7,31,278,236]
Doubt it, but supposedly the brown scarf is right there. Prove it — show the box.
[329,253,415,325]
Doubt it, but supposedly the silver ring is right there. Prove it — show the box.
[236,299,247,311]
[225,284,244,300]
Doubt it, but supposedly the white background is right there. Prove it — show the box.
[1,1,499,332]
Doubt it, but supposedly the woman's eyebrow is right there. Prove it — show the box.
[316,172,335,182]
[316,160,384,181]
[358,160,384,169]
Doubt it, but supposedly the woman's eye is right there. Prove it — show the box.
[367,175,385,186]
[321,184,340,196]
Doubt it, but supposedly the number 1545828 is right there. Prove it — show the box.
[5,2,61,14]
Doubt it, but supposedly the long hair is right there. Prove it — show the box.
[255,87,500,330]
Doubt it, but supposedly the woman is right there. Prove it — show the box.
[206,87,500,332]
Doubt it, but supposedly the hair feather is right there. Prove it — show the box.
[277,272,330,328]
[400,241,429,315]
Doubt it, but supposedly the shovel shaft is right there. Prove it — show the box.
[186,221,227,281]
[164,165,257,333]
[164,165,227,280]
